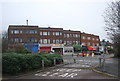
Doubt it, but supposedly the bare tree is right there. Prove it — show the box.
[2,31,8,53]
[103,1,120,57]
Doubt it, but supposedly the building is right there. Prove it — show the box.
[81,32,100,46]
[8,25,100,54]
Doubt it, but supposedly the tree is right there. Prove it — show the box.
[103,1,120,57]
[2,31,8,53]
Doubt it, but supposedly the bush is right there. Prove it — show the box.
[2,53,63,74]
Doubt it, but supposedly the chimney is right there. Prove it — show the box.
[26,20,28,25]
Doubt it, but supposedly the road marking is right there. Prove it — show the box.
[35,68,81,78]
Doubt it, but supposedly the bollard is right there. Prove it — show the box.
[54,57,56,66]
[74,59,76,63]
[99,58,102,67]
[42,60,44,69]
[102,58,106,72]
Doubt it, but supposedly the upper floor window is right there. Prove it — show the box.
[60,32,62,35]
[96,39,99,41]
[20,38,22,42]
[56,32,59,36]
[64,34,66,37]
[87,37,91,40]
[43,32,47,35]
[14,38,19,42]
[30,38,37,42]
[82,36,86,39]
[26,30,29,34]
[19,30,22,34]
[67,34,69,38]
[43,39,47,44]
[14,30,19,34]
[10,30,14,34]
[92,38,95,41]
[40,32,42,35]
[30,30,37,34]
[26,30,37,34]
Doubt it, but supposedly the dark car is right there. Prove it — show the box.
[94,52,101,55]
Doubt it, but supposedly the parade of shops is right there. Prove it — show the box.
[8,25,100,55]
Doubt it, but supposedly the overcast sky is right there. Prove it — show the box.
[1,0,113,41]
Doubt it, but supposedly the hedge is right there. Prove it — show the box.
[2,53,63,74]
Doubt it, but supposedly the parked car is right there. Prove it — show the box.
[94,52,101,55]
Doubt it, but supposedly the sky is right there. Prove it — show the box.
[0,0,113,41]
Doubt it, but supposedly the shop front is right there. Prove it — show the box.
[39,44,52,53]
[52,44,64,55]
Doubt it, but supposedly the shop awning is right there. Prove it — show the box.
[88,46,97,50]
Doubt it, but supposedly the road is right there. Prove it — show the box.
[3,54,118,79]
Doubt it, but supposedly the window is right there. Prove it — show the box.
[53,32,55,35]
[69,41,72,45]
[30,38,35,42]
[67,34,69,38]
[14,30,19,34]
[40,39,42,44]
[60,32,62,35]
[35,30,37,34]
[43,32,47,35]
[40,32,42,35]
[92,38,95,41]
[48,39,50,44]
[64,34,66,37]
[20,38,22,42]
[56,32,59,36]
[82,36,86,39]
[76,41,78,44]
[43,39,47,44]
[26,30,29,34]
[88,42,91,46]
[64,41,66,44]
[48,32,50,35]
[87,37,91,40]
[67,41,69,44]
[20,30,22,34]
[34,38,37,42]
[70,34,72,37]
[97,43,99,46]
[96,39,99,41]
[53,40,55,43]
[56,39,59,44]
[60,40,62,44]
[14,38,19,42]
[82,42,86,46]
[30,30,35,34]
[10,30,14,34]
